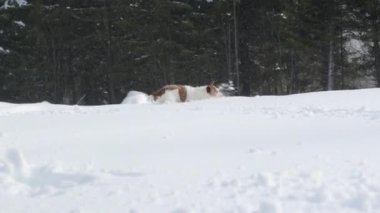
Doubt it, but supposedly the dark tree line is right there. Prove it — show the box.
[0,0,379,104]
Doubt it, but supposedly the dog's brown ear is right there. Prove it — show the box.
[209,81,216,86]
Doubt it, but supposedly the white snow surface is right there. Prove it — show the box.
[1,88,380,213]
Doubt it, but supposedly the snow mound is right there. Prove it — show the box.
[121,90,152,104]
[0,149,95,196]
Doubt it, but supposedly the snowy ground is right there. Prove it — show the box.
[0,89,380,213]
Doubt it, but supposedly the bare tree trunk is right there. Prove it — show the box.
[339,7,345,89]
[289,49,297,94]
[224,23,233,82]
[62,50,73,105]
[51,38,59,102]
[104,0,116,104]
[327,39,334,90]
[373,20,380,87]
[339,27,345,89]
[233,0,240,94]
[327,24,334,91]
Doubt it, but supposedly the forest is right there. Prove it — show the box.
[0,0,379,105]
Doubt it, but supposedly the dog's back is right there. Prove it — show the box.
[151,85,187,102]
[151,81,219,103]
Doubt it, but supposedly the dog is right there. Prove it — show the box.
[151,81,220,103]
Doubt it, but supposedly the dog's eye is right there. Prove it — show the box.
[206,86,211,93]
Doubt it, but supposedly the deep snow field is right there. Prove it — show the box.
[0,88,380,213]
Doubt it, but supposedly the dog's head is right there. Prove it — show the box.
[206,81,218,96]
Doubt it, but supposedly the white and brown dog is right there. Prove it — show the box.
[150,81,220,103]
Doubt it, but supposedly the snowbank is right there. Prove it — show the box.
[0,88,380,213]
[121,90,152,104]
